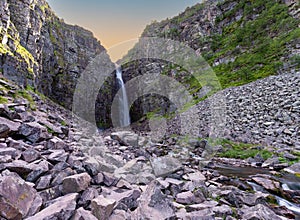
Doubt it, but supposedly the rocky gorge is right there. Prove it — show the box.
[0,0,299,219]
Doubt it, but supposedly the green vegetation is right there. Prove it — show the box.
[205,0,300,88]
[14,86,36,110]
[0,96,8,104]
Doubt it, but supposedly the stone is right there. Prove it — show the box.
[186,201,218,212]
[0,176,38,219]
[284,162,300,174]
[22,149,40,163]
[176,191,196,205]
[36,175,52,190]
[0,117,20,138]
[111,131,139,147]
[62,173,92,194]
[78,187,99,207]
[103,172,118,187]
[26,193,78,220]
[48,150,69,163]
[252,176,280,191]
[109,209,131,220]
[93,173,104,184]
[150,156,182,177]
[132,181,175,219]
[239,204,282,220]
[91,195,116,220]
[18,122,49,143]
[47,137,67,150]
[72,207,97,220]
[262,157,280,168]
[212,204,233,217]
[106,189,141,211]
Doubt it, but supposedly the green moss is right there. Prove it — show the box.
[0,96,8,104]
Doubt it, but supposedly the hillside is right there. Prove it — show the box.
[0,0,112,108]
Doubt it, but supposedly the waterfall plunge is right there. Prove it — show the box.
[116,66,130,127]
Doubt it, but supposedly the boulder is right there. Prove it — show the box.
[150,156,182,177]
[0,117,20,138]
[72,207,97,220]
[26,193,78,220]
[284,162,300,174]
[111,131,139,147]
[176,191,196,205]
[91,195,116,220]
[239,204,282,220]
[132,181,175,219]
[0,176,39,219]
[62,173,92,194]
[18,122,49,143]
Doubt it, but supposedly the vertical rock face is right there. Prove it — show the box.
[0,0,112,109]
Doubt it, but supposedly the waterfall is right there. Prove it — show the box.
[116,66,130,127]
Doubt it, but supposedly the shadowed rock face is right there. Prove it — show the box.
[0,0,112,110]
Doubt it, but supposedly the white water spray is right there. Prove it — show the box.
[116,66,130,127]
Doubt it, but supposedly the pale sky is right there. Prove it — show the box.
[47,0,201,61]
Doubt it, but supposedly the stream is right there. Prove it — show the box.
[213,164,300,218]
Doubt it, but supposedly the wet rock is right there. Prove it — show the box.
[252,176,280,192]
[72,207,97,220]
[26,193,78,220]
[239,204,282,220]
[150,156,182,177]
[91,195,116,220]
[0,176,38,219]
[62,173,92,194]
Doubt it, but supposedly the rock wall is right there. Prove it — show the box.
[0,0,113,109]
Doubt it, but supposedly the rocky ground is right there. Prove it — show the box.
[1,76,300,219]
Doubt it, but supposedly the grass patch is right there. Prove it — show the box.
[215,139,273,160]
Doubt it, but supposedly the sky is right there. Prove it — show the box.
[47,0,201,61]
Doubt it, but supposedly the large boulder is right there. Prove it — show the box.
[0,176,39,219]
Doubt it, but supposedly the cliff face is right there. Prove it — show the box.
[0,0,110,108]
[121,0,300,123]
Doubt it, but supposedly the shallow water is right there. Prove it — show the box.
[214,164,300,218]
